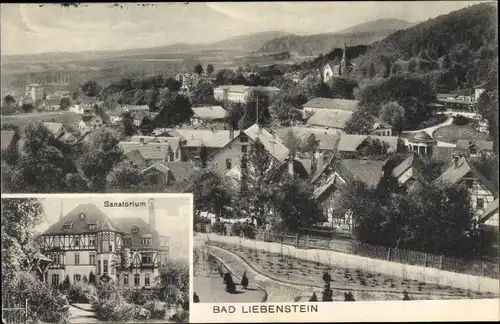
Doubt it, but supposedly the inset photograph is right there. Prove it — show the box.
[1,194,191,323]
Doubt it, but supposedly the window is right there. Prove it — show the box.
[52,253,60,265]
[103,260,108,274]
[225,158,232,169]
[52,274,60,286]
[141,238,151,246]
[88,224,96,231]
[74,254,80,265]
[134,274,140,286]
[89,254,96,265]
[73,274,81,282]
[241,145,247,153]
[123,238,131,246]
[97,260,101,275]
[89,236,95,246]
[141,253,153,264]
[123,274,129,285]
[79,213,85,219]
[175,150,179,160]
[145,274,150,286]
[109,244,113,252]
[132,227,139,233]
[240,136,248,143]
[477,198,485,210]
[465,179,474,188]
[74,238,80,247]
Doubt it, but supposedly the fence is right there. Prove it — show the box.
[1,299,28,324]
[251,230,499,279]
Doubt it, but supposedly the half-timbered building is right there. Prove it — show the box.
[40,199,169,289]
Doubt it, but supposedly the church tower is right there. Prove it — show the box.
[340,39,348,76]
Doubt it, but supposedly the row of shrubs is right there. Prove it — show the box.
[452,114,470,126]
[211,221,256,239]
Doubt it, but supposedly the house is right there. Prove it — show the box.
[456,139,494,157]
[128,136,184,162]
[213,85,280,104]
[371,117,393,136]
[40,202,169,288]
[190,106,227,126]
[437,97,476,112]
[336,134,400,157]
[141,161,197,191]
[44,95,62,111]
[25,83,44,101]
[404,131,437,157]
[108,105,151,124]
[478,198,499,228]
[474,80,495,102]
[322,41,352,83]
[166,129,239,160]
[310,156,385,230]
[210,124,290,177]
[80,115,104,132]
[70,103,95,116]
[302,98,359,116]
[1,112,84,134]
[391,153,428,189]
[434,156,498,218]
[120,140,181,167]
[42,122,68,138]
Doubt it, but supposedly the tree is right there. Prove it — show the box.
[379,101,406,134]
[62,275,71,291]
[194,63,204,76]
[356,138,390,160]
[59,97,72,110]
[1,124,21,166]
[240,271,249,289]
[139,116,155,135]
[107,161,143,191]
[156,259,189,316]
[191,80,216,106]
[191,170,234,218]
[164,78,182,92]
[206,64,214,76]
[20,102,34,113]
[193,293,200,303]
[238,90,271,129]
[309,292,318,302]
[148,89,160,112]
[302,133,320,154]
[2,95,17,115]
[199,144,209,169]
[225,103,245,130]
[282,130,303,158]
[81,80,102,97]
[269,93,302,126]
[155,93,193,127]
[122,112,136,137]
[328,77,359,100]
[344,109,375,135]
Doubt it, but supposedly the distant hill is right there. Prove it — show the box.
[256,19,414,55]
[351,2,498,89]
[2,31,291,65]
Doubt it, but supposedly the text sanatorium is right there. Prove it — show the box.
[104,201,147,208]
[213,304,318,314]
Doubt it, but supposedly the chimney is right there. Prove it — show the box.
[59,200,64,221]
[148,198,156,233]
[229,126,235,140]
[453,155,459,169]
[140,138,145,145]
[288,156,294,178]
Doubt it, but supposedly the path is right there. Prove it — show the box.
[403,116,453,137]
[68,304,98,323]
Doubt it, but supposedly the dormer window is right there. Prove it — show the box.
[88,224,96,230]
[63,224,72,231]
[132,226,139,233]
[142,238,151,246]
[79,213,85,220]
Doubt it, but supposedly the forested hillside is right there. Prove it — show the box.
[352,2,498,91]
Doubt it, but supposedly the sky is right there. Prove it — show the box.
[0,1,488,55]
[32,194,192,261]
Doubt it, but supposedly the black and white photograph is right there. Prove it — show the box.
[0,1,499,323]
[1,194,191,323]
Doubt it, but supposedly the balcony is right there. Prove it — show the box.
[49,263,65,269]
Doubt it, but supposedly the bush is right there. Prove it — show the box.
[91,298,136,322]
[68,281,94,303]
[144,300,167,319]
[309,292,318,302]
[241,223,256,239]
[453,114,470,126]
[241,271,249,289]
[2,272,69,323]
[211,221,226,235]
[231,223,243,236]
[121,286,155,306]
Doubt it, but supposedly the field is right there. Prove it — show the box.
[206,240,497,301]
[433,122,490,143]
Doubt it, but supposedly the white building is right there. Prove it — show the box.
[25,83,44,101]
[40,200,169,288]
[213,85,280,104]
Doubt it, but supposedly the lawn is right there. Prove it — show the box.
[207,241,498,301]
[433,122,490,143]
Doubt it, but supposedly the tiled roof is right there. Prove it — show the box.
[1,131,15,150]
[1,112,83,133]
[306,109,353,129]
[111,217,150,233]
[119,142,171,160]
[456,139,494,151]
[170,129,239,148]
[214,85,250,93]
[340,159,385,188]
[243,124,290,161]
[123,104,150,111]
[337,134,367,152]
[141,162,171,175]
[303,98,359,111]
[272,126,342,152]
[43,204,119,235]
[373,117,392,129]
[125,149,147,168]
[434,157,497,195]
[129,136,182,153]
[42,122,64,135]
[163,162,197,181]
[392,153,416,179]
[192,106,227,120]
[408,131,436,143]
[368,135,400,153]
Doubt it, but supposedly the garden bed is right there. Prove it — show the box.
[207,241,497,301]
[433,123,490,143]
